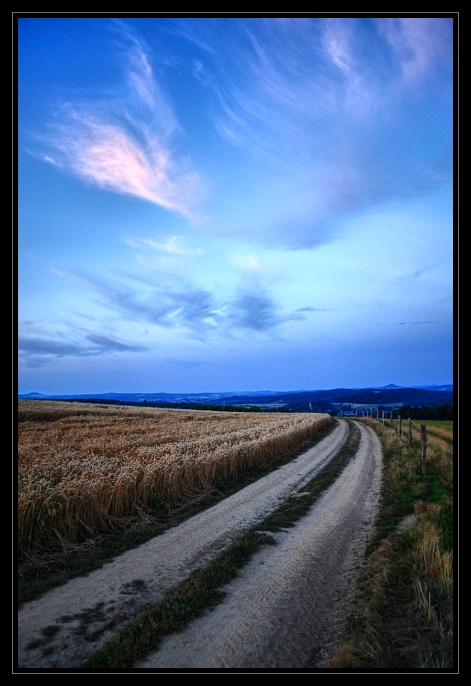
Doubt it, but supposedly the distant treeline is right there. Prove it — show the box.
[399,404,453,421]
[45,397,453,419]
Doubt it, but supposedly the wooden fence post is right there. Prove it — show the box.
[390,410,393,428]
[382,410,385,425]
[420,424,427,476]
[408,418,412,447]
[398,415,402,437]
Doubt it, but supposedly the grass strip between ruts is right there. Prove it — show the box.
[80,421,361,669]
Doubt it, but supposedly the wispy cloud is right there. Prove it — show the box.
[125,235,203,256]
[41,104,202,216]
[50,265,307,340]
[227,289,306,333]
[18,330,148,367]
[229,253,264,273]
[179,17,452,249]
[228,291,284,332]
[295,306,331,313]
[18,336,90,358]
[50,266,222,333]
[34,22,203,217]
[116,22,177,129]
[378,17,453,86]
[85,332,149,351]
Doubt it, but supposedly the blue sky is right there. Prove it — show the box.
[16,15,455,395]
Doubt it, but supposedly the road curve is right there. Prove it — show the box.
[17,420,350,669]
[133,421,383,669]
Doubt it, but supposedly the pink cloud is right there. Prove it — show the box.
[46,110,202,217]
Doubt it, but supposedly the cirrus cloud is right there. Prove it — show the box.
[33,21,204,218]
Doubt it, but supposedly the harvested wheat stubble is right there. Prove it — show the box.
[18,400,331,556]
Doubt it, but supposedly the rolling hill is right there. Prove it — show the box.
[18,384,453,413]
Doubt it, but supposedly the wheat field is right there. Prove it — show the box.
[18,400,331,556]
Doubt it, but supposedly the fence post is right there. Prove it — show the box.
[398,415,402,437]
[420,424,427,476]
[390,411,393,428]
[408,418,412,447]
[382,410,385,425]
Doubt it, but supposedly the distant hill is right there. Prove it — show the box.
[18,384,453,413]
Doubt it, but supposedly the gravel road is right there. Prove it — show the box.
[17,419,382,671]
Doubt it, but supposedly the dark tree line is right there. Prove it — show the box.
[399,404,453,421]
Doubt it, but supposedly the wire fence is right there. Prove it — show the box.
[358,414,454,473]
[409,420,453,457]
[355,413,453,470]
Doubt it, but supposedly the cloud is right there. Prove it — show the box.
[228,292,279,331]
[18,336,90,358]
[377,17,453,86]
[227,290,301,333]
[85,332,149,351]
[195,18,382,152]
[30,17,452,253]
[18,331,148,367]
[229,253,263,273]
[294,306,331,313]
[178,18,452,249]
[125,235,203,256]
[41,105,202,217]
[34,21,203,217]
[117,23,177,130]
[51,265,303,339]
[52,266,222,333]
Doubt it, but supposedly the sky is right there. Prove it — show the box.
[16,14,455,395]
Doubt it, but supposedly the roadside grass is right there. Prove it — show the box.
[80,421,361,669]
[420,420,453,430]
[325,418,454,670]
[18,419,337,607]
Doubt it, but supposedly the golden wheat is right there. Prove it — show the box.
[18,400,331,555]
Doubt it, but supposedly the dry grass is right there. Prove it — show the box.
[18,400,330,557]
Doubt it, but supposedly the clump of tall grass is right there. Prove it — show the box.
[18,401,331,557]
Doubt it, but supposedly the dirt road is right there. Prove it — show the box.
[17,419,382,670]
